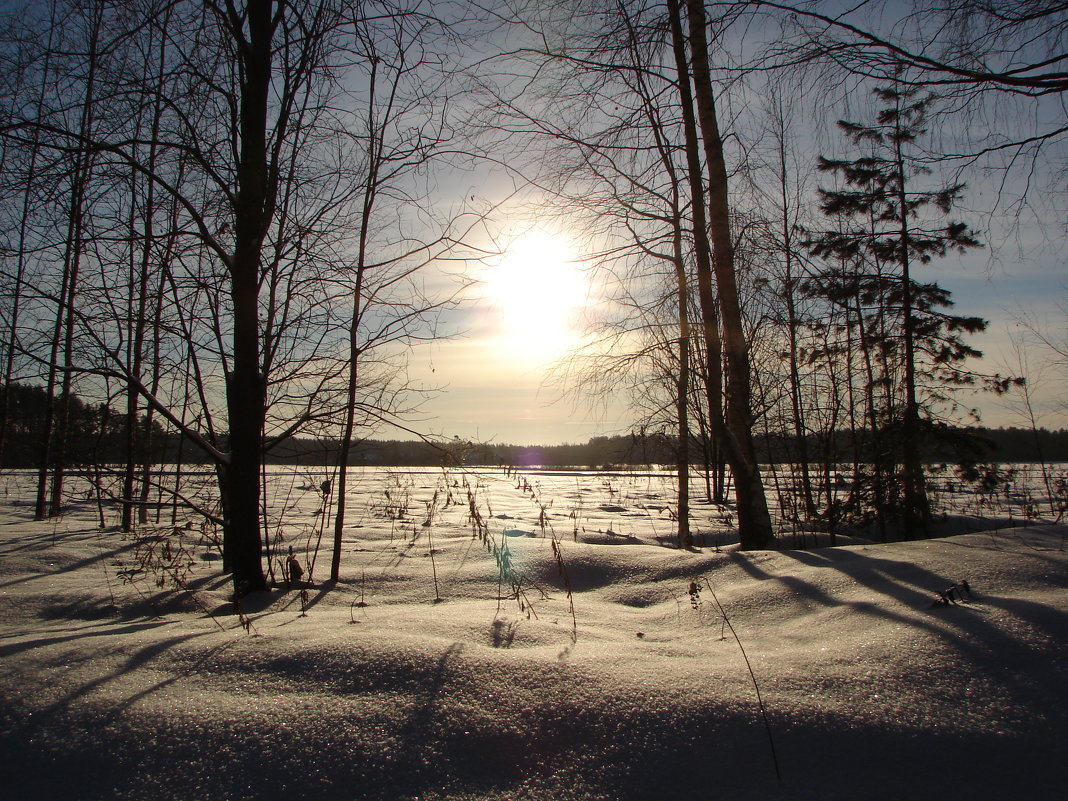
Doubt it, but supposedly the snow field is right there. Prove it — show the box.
[1,465,1066,800]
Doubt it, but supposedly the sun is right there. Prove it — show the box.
[481,230,590,362]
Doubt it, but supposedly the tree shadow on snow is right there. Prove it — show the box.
[766,543,1068,707]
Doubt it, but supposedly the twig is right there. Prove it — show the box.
[551,534,578,644]
[691,578,782,783]
[427,523,442,602]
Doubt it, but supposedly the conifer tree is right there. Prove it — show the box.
[805,86,984,537]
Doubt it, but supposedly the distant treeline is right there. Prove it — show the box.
[2,382,1064,469]
[268,428,1068,468]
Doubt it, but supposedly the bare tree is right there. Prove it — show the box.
[0,0,481,597]
[315,3,488,583]
[757,0,1068,98]
[36,0,102,520]
[0,5,60,468]
[673,0,775,548]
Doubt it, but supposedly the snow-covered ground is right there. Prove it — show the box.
[1,465,1066,800]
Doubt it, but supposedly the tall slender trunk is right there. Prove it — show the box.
[123,20,167,532]
[140,244,168,525]
[841,308,860,533]
[774,115,815,519]
[893,126,929,537]
[665,0,728,514]
[690,335,724,502]
[40,7,100,518]
[331,55,384,582]
[689,363,715,503]
[224,0,275,596]
[330,250,370,582]
[146,157,187,525]
[35,286,64,519]
[681,0,774,548]
[852,267,889,541]
[671,215,693,549]
[50,174,88,516]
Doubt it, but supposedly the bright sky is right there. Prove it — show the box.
[408,211,1067,446]
[411,227,633,446]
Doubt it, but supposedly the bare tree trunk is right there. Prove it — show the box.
[330,47,383,583]
[147,157,187,525]
[40,5,101,518]
[665,0,729,518]
[853,267,890,542]
[122,15,167,532]
[140,250,168,525]
[330,213,370,583]
[696,403,714,502]
[671,213,693,549]
[680,0,775,548]
[49,199,86,517]
[773,105,815,520]
[688,335,724,503]
[123,112,156,529]
[223,0,275,596]
[34,302,62,519]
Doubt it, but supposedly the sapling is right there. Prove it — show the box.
[349,571,368,623]
[91,461,107,528]
[550,534,577,644]
[426,522,442,602]
[307,474,334,581]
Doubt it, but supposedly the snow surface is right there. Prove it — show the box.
[1,466,1066,801]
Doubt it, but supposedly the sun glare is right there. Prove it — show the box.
[482,230,590,362]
